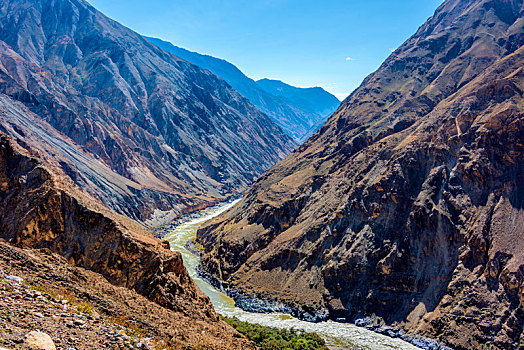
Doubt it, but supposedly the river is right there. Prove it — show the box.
[164,200,421,350]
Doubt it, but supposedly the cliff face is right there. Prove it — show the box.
[146,37,340,143]
[0,132,253,348]
[197,0,524,349]
[0,132,212,318]
[0,0,295,223]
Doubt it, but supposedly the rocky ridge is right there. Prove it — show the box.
[0,132,252,349]
[0,0,295,224]
[197,0,524,349]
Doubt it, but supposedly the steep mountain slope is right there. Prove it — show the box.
[197,0,524,349]
[0,0,295,224]
[256,78,340,118]
[146,37,340,142]
[0,131,252,349]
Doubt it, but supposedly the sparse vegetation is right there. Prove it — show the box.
[192,238,205,252]
[0,279,14,292]
[26,282,79,305]
[221,316,328,350]
[107,315,145,338]
[24,282,98,316]
[77,302,94,316]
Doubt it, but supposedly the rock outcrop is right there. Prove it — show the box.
[0,0,295,224]
[197,0,524,349]
[0,236,253,349]
[0,130,254,348]
[0,132,216,320]
[24,331,56,350]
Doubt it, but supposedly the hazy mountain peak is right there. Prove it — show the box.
[256,78,341,116]
[146,36,340,143]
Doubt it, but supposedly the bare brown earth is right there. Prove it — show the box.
[0,242,252,349]
[197,0,524,349]
[0,133,252,349]
[0,0,295,225]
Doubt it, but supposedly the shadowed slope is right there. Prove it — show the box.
[198,0,524,348]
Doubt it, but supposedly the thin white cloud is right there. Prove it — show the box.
[334,93,349,101]
[345,57,354,61]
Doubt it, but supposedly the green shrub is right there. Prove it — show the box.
[221,316,328,350]
[77,302,94,316]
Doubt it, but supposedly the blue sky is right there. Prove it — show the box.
[88,0,443,100]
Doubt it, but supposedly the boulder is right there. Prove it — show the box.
[24,331,56,350]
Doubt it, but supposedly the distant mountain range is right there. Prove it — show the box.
[146,37,340,142]
[256,78,339,117]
